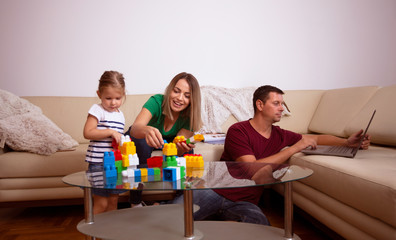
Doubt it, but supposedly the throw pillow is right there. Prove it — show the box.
[0,89,79,155]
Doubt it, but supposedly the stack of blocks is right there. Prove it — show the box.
[103,136,161,188]
[101,134,205,188]
[162,142,186,181]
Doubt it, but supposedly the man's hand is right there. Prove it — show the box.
[294,135,318,152]
[347,129,371,149]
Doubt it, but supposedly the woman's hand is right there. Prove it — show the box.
[144,126,164,149]
[175,141,195,156]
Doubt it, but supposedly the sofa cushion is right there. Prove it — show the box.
[345,85,396,147]
[291,145,396,229]
[0,144,88,178]
[308,86,379,137]
[23,94,152,144]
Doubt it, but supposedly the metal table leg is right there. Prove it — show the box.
[83,188,95,240]
[284,182,294,240]
[183,189,194,239]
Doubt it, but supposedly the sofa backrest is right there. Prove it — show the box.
[344,85,396,147]
[308,86,379,137]
[308,85,396,147]
[23,94,152,144]
[276,90,325,134]
[23,84,396,148]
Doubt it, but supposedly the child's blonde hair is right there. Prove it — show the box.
[98,71,126,96]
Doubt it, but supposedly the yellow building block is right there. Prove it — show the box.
[140,168,148,176]
[163,142,177,156]
[185,154,204,168]
[173,136,185,143]
[122,154,129,167]
[121,141,136,156]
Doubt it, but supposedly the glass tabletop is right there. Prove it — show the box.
[63,161,313,191]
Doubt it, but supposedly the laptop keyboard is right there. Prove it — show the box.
[327,146,353,154]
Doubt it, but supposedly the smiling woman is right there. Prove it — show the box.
[125,72,202,206]
[128,72,202,157]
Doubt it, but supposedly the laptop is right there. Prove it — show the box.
[301,110,376,158]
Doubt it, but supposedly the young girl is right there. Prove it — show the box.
[83,70,126,214]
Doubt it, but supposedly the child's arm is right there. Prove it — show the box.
[83,114,123,144]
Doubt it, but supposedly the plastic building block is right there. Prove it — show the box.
[153,168,161,175]
[122,168,135,177]
[113,149,122,161]
[122,153,139,167]
[121,141,136,156]
[104,151,115,166]
[104,175,117,188]
[120,135,131,146]
[177,157,186,169]
[115,160,126,173]
[147,156,163,168]
[163,156,178,168]
[134,169,141,177]
[103,152,117,178]
[162,142,177,156]
[129,154,139,166]
[122,154,129,167]
[186,134,204,144]
[163,167,179,181]
[185,154,204,168]
[186,167,204,178]
[112,138,119,150]
[140,168,148,176]
[163,166,186,181]
[173,136,186,143]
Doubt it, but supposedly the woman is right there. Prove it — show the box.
[126,72,202,206]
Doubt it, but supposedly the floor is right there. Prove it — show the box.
[0,191,344,240]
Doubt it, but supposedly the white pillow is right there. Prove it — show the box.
[0,89,78,155]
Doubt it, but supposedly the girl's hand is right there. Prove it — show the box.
[111,131,123,145]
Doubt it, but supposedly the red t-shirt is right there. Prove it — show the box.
[214,120,302,205]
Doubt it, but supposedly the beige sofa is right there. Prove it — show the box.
[0,94,221,207]
[1,85,395,239]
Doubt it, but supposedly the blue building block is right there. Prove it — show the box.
[147,168,155,175]
[134,169,141,177]
[103,151,117,178]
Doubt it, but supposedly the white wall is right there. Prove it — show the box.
[1,0,395,97]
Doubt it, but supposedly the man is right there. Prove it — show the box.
[173,85,370,225]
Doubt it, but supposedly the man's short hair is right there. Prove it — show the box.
[253,85,284,113]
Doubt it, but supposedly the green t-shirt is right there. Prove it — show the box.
[143,94,191,140]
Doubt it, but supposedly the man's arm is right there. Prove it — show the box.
[304,129,371,150]
[236,135,317,165]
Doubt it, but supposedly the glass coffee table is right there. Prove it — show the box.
[63,161,313,240]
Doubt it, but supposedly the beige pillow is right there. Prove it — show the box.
[345,85,396,146]
[308,86,379,137]
[0,89,79,155]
